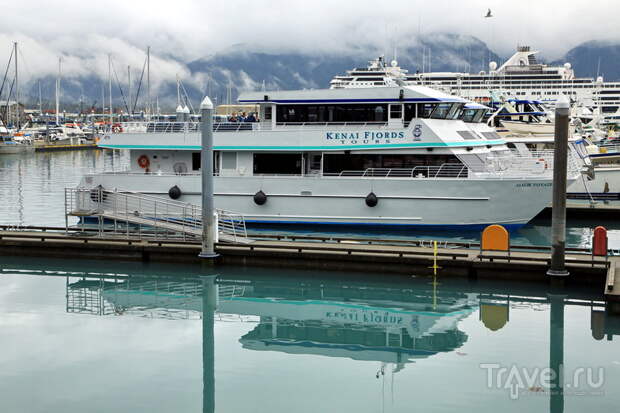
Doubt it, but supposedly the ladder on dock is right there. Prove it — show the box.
[64,187,252,244]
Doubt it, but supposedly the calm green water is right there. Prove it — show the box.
[0,257,619,412]
[0,150,619,248]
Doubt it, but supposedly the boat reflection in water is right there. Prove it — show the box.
[61,269,617,413]
[65,273,477,411]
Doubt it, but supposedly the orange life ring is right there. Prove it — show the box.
[538,158,548,170]
[137,155,150,169]
[112,124,123,133]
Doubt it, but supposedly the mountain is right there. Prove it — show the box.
[13,35,620,112]
[554,40,620,81]
[187,33,500,104]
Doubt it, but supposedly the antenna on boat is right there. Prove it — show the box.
[176,74,181,107]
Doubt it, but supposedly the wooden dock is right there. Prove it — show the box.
[605,258,620,313]
[35,142,99,152]
[0,228,610,283]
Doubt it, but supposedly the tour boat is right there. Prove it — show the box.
[84,84,580,228]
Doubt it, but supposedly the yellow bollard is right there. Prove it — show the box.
[429,240,442,275]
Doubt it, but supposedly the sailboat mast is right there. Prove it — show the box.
[38,80,42,115]
[146,46,151,118]
[127,65,131,116]
[14,42,18,128]
[55,57,61,125]
[108,54,112,127]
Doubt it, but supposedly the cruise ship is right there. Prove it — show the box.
[86,84,580,228]
[331,46,620,122]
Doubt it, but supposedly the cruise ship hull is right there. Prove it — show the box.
[83,174,554,228]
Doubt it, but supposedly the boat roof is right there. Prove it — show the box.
[507,98,543,105]
[239,85,467,104]
[464,102,491,110]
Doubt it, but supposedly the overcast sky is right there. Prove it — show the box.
[1,0,619,86]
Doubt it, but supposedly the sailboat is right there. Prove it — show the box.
[0,42,34,154]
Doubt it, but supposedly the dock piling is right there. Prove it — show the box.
[199,96,218,259]
[547,96,571,278]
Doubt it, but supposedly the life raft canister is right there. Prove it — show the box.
[137,155,150,169]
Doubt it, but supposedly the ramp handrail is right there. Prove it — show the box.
[65,187,249,243]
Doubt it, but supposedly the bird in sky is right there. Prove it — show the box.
[485,8,493,18]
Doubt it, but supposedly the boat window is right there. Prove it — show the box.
[447,103,463,120]
[390,104,402,119]
[416,103,436,118]
[276,104,388,123]
[473,110,486,123]
[191,152,219,172]
[323,153,462,175]
[192,152,201,171]
[254,153,302,175]
[404,104,416,122]
[461,109,477,123]
[430,103,453,119]
[264,106,272,121]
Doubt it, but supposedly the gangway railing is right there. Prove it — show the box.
[64,187,250,244]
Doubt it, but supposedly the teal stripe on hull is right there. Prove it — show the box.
[99,139,505,151]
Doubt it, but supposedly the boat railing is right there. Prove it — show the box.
[486,149,581,178]
[337,164,469,178]
[65,187,249,242]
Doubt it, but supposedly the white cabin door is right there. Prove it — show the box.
[388,104,403,127]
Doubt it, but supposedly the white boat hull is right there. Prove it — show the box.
[502,121,555,135]
[568,166,620,200]
[0,144,34,154]
[83,174,555,228]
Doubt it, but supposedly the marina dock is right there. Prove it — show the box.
[1,226,617,311]
[34,142,99,152]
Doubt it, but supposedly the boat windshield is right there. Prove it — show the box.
[461,108,487,123]
[473,109,486,123]
[430,103,462,120]
[461,109,477,123]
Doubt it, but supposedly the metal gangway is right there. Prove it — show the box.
[64,187,252,244]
